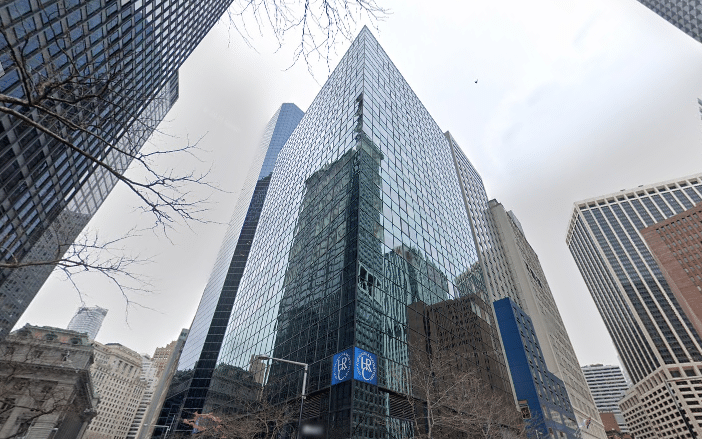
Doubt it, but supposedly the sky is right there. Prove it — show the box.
[15,0,702,370]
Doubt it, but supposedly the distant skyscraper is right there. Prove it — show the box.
[0,0,234,339]
[164,27,518,437]
[450,141,605,439]
[581,364,631,434]
[155,104,304,434]
[567,174,702,438]
[67,305,108,340]
[139,329,188,439]
[636,0,701,43]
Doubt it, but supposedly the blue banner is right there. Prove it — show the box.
[331,347,378,386]
[331,348,353,385]
[353,347,377,385]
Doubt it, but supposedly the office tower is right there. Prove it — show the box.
[450,141,605,439]
[636,0,701,43]
[87,342,148,439]
[640,203,702,339]
[487,199,605,438]
[126,354,158,439]
[494,298,580,439]
[406,289,514,396]
[567,174,702,438]
[0,325,97,438]
[170,27,518,438]
[0,0,234,339]
[138,329,188,439]
[581,364,630,433]
[67,305,108,340]
[155,104,303,434]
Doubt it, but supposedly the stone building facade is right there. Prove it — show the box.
[0,325,97,439]
[85,343,147,439]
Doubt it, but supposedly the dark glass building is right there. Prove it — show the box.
[169,27,517,438]
[494,297,581,439]
[0,0,233,338]
[155,103,304,435]
[636,0,701,44]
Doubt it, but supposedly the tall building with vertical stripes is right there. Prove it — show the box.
[0,0,233,339]
[449,140,605,439]
[567,175,702,438]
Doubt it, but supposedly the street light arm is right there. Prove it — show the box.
[255,355,308,368]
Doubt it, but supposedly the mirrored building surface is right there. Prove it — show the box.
[155,103,303,435]
[183,27,516,438]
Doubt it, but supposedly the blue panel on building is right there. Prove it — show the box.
[494,298,581,439]
[353,347,378,385]
[332,348,353,385]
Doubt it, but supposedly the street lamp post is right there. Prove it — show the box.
[255,355,309,438]
[147,424,171,438]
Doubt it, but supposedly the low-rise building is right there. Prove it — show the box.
[619,363,702,439]
[0,325,98,439]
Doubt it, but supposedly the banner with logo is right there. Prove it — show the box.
[332,347,377,386]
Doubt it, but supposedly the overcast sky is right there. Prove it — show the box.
[15,0,702,369]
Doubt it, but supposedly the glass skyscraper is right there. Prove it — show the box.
[169,27,516,438]
[636,0,701,44]
[0,0,233,338]
[67,305,108,340]
[155,103,304,434]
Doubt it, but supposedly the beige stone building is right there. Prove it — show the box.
[84,342,147,439]
[0,325,98,439]
[132,329,188,439]
[489,200,607,439]
[620,363,702,438]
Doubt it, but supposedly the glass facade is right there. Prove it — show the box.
[0,0,233,338]
[155,103,304,434]
[636,0,701,44]
[567,175,702,384]
[447,133,523,307]
[176,27,515,438]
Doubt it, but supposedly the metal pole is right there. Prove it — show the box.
[297,364,308,439]
[255,355,309,439]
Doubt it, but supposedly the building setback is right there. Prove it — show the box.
[0,0,233,339]
[85,342,147,439]
[136,329,187,439]
[567,174,702,439]
[488,199,606,439]
[155,104,303,435]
